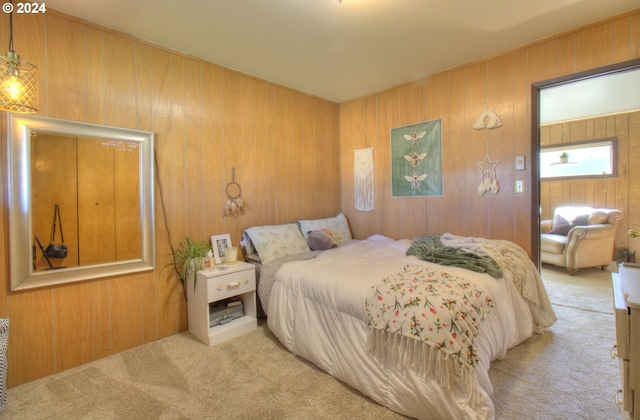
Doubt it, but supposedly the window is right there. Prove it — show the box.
[540,138,617,180]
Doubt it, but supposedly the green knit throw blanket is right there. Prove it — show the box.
[406,235,503,278]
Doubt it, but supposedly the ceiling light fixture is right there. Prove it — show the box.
[0,1,38,114]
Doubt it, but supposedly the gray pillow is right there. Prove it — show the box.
[548,215,571,236]
[306,230,337,251]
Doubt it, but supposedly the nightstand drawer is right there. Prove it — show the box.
[207,269,255,302]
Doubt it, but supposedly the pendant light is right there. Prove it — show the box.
[0,2,38,114]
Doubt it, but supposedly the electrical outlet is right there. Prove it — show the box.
[515,180,524,194]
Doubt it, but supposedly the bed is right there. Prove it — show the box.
[242,214,556,420]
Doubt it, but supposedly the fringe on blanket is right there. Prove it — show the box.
[533,325,552,334]
[367,329,478,403]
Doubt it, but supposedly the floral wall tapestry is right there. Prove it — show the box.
[390,119,442,197]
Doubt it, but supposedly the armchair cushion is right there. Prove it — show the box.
[541,233,567,254]
[548,214,572,236]
[547,212,590,236]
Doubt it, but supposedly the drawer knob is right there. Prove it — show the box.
[227,282,241,290]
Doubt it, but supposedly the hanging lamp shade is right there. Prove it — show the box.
[0,50,38,114]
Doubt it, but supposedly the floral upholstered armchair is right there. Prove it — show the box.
[540,206,623,275]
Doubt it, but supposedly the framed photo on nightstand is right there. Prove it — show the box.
[211,234,232,264]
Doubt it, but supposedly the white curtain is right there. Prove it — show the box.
[354,148,374,211]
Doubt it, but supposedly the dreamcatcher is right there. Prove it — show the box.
[473,107,502,196]
[223,168,247,217]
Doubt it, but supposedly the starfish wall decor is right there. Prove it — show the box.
[476,154,500,195]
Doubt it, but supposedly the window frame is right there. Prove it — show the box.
[540,137,618,181]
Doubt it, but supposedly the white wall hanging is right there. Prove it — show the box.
[223,168,247,217]
[354,147,375,211]
[473,110,502,130]
[474,106,502,195]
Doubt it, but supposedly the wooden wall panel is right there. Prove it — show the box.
[85,27,105,124]
[90,280,112,360]
[1,10,340,387]
[46,14,85,119]
[8,289,54,385]
[114,146,141,261]
[53,283,92,372]
[575,23,613,72]
[511,49,532,248]
[446,71,466,235]
[110,276,143,354]
[104,35,137,128]
[247,79,270,228]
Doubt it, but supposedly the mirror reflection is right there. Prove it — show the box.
[8,115,155,290]
[31,133,141,271]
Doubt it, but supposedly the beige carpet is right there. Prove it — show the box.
[1,264,622,419]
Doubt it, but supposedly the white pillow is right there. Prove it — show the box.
[245,223,310,264]
[298,213,353,244]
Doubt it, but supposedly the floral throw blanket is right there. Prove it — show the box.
[365,264,494,394]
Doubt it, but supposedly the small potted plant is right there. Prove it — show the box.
[173,237,212,292]
[559,152,569,163]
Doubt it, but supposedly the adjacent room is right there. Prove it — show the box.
[1,1,640,419]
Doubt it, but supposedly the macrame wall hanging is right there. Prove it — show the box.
[354,117,375,211]
[473,106,502,196]
[354,147,375,211]
[223,168,247,217]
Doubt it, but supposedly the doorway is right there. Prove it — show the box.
[531,58,640,270]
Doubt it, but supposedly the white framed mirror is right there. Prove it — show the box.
[7,114,155,290]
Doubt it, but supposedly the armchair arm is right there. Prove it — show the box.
[564,224,617,269]
[566,224,616,241]
[540,219,553,234]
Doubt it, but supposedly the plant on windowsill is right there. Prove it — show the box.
[559,152,569,163]
[173,237,212,293]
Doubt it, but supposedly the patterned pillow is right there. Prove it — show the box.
[245,223,309,264]
[298,213,353,244]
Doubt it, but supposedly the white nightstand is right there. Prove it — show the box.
[187,261,257,346]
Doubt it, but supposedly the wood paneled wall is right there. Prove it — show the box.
[340,10,640,258]
[540,111,640,259]
[0,11,339,386]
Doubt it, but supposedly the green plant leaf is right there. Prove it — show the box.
[173,237,212,291]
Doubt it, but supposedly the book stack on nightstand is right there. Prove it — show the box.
[187,261,257,346]
[209,299,243,326]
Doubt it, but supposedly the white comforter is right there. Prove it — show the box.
[267,235,540,420]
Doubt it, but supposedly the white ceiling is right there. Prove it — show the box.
[540,68,640,124]
[44,0,640,103]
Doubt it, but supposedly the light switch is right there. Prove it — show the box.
[515,180,524,194]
